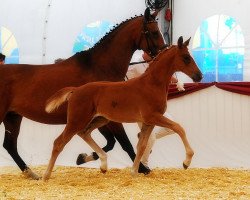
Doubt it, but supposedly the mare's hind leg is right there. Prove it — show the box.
[147,114,194,169]
[3,112,40,180]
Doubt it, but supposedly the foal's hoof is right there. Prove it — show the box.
[42,174,50,182]
[183,162,189,170]
[22,168,41,180]
[138,163,151,175]
[76,153,87,165]
[100,168,107,174]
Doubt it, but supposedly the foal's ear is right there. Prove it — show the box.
[178,36,183,49]
[183,37,191,47]
[144,7,151,21]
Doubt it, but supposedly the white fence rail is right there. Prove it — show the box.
[0,86,249,169]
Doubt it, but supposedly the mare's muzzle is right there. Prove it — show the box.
[149,44,168,58]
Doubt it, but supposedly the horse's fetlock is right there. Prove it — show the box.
[99,153,107,161]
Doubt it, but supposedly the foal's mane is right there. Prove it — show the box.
[144,45,174,73]
[153,45,174,60]
[73,15,143,66]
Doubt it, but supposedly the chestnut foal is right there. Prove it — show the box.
[43,36,202,180]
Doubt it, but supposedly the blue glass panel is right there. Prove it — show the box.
[193,49,217,82]
[0,27,19,64]
[73,21,114,53]
[192,15,244,82]
[218,48,243,82]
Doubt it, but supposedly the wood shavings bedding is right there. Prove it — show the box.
[0,166,249,200]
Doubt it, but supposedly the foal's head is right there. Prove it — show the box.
[138,8,165,58]
[172,36,203,82]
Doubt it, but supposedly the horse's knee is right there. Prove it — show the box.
[3,131,16,152]
[106,136,116,150]
[175,126,185,137]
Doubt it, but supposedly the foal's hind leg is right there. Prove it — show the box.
[3,112,40,180]
[77,122,151,174]
[43,126,76,181]
[147,114,194,169]
[76,125,116,165]
[77,116,110,173]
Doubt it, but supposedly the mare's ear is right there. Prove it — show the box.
[183,37,191,47]
[178,36,183,49]
[151,9,159,19]
[144,7,151,22]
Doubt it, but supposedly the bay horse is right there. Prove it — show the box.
[43,36,202,180]
[0,8,165,179]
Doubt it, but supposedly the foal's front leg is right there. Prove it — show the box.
[131,124,154,176]
[149,114,194,169]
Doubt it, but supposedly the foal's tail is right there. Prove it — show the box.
[45,87,76,113]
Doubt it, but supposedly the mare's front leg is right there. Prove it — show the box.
[131,124,154,176]
[148,114,194,169]
[3,112,40,180]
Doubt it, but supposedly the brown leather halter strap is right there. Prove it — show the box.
[137,20,165,58]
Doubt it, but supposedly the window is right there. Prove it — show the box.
[0,26,19,64]
[72,20,114,53]
[192,15,244,82]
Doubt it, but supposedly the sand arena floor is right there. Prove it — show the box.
[0,166,249,200]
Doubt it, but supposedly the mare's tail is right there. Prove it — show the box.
[45,87,76,113]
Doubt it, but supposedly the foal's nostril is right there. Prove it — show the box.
[192,73,203,82]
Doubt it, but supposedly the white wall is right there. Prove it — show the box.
[0,0,145,64]
[1,87,249,169]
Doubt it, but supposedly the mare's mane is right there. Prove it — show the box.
[73,15,143,66]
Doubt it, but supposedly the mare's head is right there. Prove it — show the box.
[137,8,165,58]
[171,36,202,82]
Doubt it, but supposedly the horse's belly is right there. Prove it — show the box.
[24,112,67,125]
[12,103,68,125]
[97,105,141,123]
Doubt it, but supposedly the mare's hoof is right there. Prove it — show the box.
[183,162,189,170]
[22,168,41,180]
[76,153,87,165]
[138,163,151,175]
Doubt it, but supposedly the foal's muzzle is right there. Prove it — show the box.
[192,72,203,82]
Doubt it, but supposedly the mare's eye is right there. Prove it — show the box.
[152,31,159,38]
[182,54,191,65]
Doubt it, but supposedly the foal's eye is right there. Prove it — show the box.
[182,54,191,65]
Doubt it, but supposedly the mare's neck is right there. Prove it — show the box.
[76,17,143,81]
[91,36,136,81]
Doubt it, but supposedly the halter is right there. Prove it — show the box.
[137,20,163,58]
